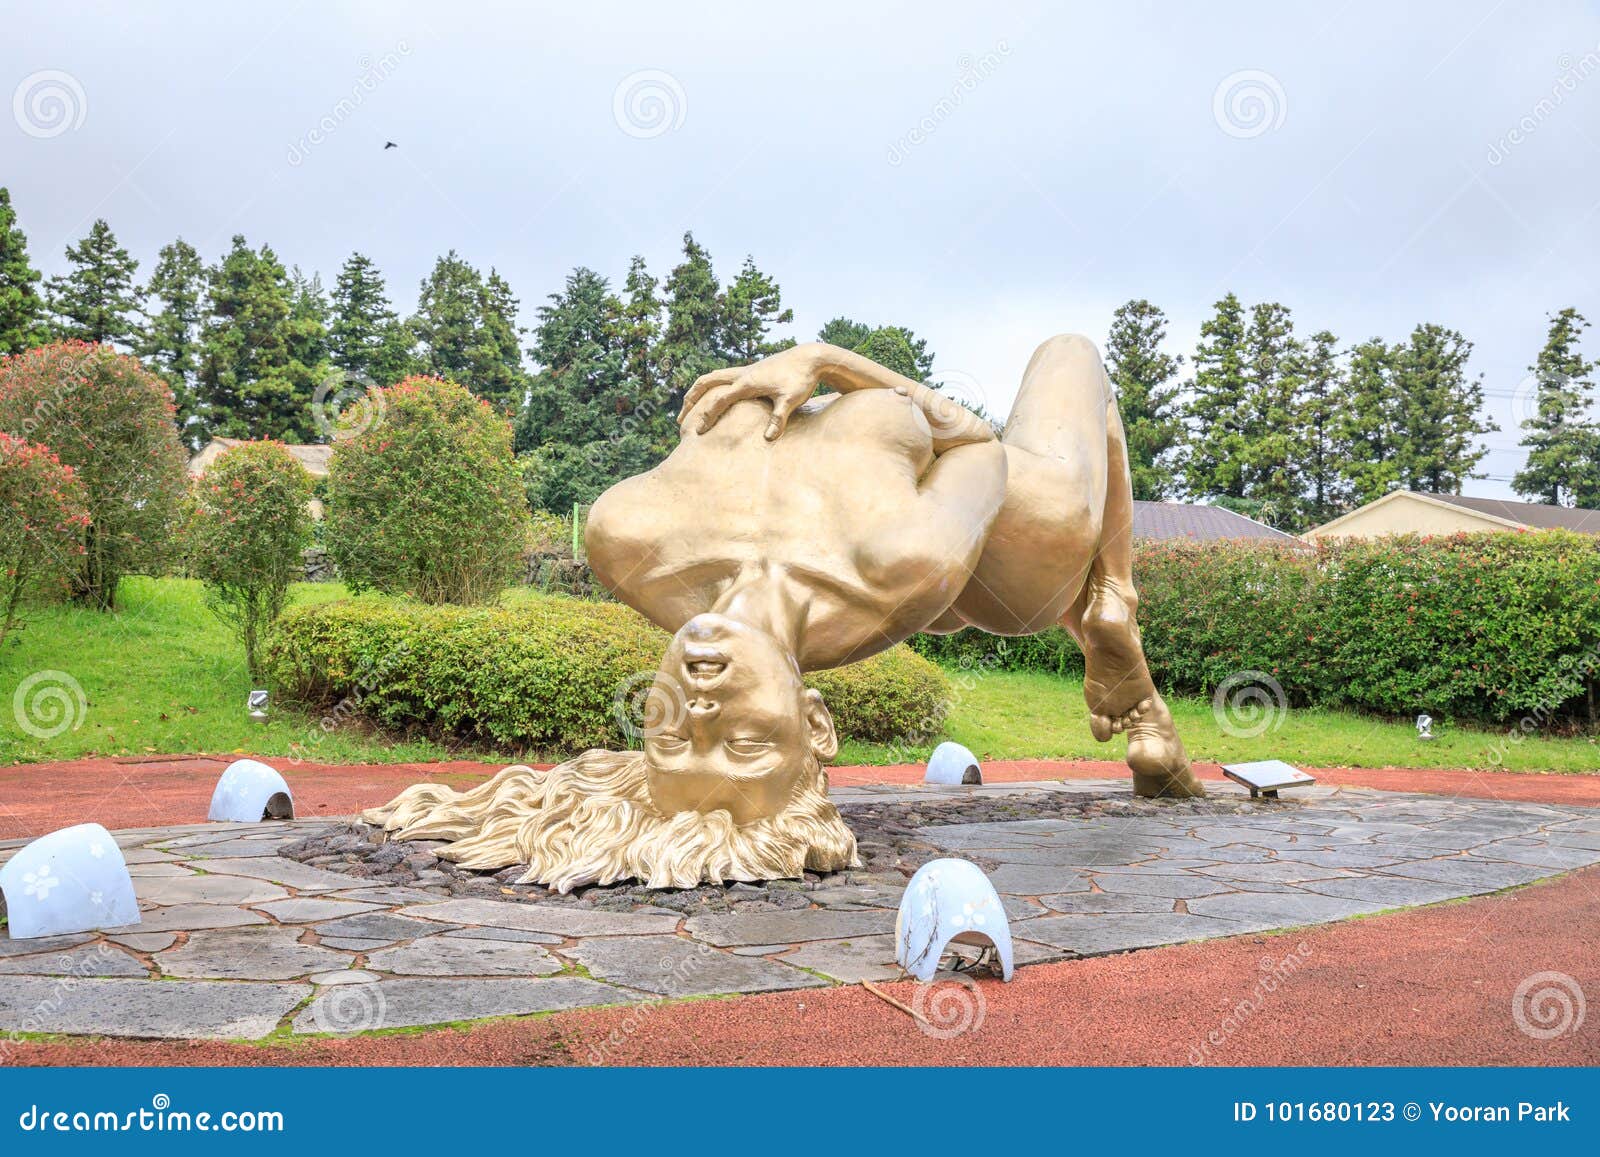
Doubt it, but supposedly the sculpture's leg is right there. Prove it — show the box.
[1071,401,1205,799]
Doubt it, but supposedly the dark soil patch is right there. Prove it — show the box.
[281,789,1282,917]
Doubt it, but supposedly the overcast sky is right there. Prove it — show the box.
[6,1,1600,497]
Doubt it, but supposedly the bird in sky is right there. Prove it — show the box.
[383,141,398,150]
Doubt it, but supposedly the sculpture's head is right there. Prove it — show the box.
[643,612,838,825]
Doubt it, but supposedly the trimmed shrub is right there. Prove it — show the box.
[185,440,313,679]
[0,342,187,609]
[1132,538,1326,704]
[913,532,1600,728]
[807,646,950,742]
[325,376,531,604]
[0,433,89,645]
[264,595,950,753]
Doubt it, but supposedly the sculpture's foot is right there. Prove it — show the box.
[1077,580,1204,799]
[1080,579,1157,738]
[1126,695,1206,799]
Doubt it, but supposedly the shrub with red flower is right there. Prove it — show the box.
[184,439,313,680]
[325,376,531,605]
[0,342,188,609]
[0,432,90,645]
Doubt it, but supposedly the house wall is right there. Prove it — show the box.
[1305,497,1512,540]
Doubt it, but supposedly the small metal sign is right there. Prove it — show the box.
[1221,759,1316,799]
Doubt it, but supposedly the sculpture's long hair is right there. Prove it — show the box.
[362,748,859,893]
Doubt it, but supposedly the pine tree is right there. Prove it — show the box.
[472,269,529,411]
[0,189,47,354]
[195,236,310,442]
[818,317,871,352]
[658,232,723,404]
[1181,293,1249,499]
[1390,323,1495,494]
[1336,338,1403,505]
[1105,299,1183,500]
[1293,329,1349,524]
[329,252,413,386]
[516,267,626,451]
[45,219,143,346]
[137,238,206,440]
[1514,308,1599,506]
[1236,302,1301,525]
[618,255,672,450]
[284,268,334,441]
[719,255,794,363]
[853,327,922,380]
[412,250,485,384]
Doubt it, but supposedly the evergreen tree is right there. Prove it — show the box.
[412,250,485,384]
[516,267,627,452]
[0,189,47,354]
[137,238,207,441]
[329,252,414,385]
[410,252,526,408]
[853,327,922,380]
[195,235,312,442]
[1181,293,1249,499]
[1236,302,1301,525]
[284,268,335,439]
[1105,299,1183,500]
[45,218,142,346]
[818,317,871,352]
[1335,338,1403,505]
[1390,323,1495,494]
[618,255,673,450]
[1514,308,1599,506]
[719,255,795,362]
[1292,329,1349,524]
[658,232,723,404]
[472,269,529,411]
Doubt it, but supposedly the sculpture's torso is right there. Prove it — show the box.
[586,390,992,669]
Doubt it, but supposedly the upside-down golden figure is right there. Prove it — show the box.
[366,335,1204,890]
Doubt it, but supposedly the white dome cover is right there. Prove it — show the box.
[895,857,1013,981]
[0,822,140,940]
[208,758,294,822]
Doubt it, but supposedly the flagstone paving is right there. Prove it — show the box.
[2,779,1599,1041]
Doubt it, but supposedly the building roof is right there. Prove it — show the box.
[188,437,333,478]
[1420,492,1600,534]
[1306,489,1600,538]
[1131,501,1304,544]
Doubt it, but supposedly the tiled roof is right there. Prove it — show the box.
[1420,492,1600,534]
[1131,501,1304,544]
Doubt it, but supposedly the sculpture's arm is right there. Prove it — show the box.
[679,343,993,450]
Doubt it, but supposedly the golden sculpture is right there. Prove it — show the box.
[367,335,1203,891]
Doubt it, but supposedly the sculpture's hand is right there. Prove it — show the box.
[678,345,825,441]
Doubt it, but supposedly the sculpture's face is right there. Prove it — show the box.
[643,613,838,825]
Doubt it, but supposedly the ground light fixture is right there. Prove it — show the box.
[208,758,295,822]
[0,822,140,939]
[247,688,269,722]
[924,741,982,785]
[895,857,1014,981]
[1220,758,1317,799]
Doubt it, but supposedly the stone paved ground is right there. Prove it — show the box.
[2,778,1598,1041]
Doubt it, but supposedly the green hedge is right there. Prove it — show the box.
[264,595,949,752]
[926,531,1600,727]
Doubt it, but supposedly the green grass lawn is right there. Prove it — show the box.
[3,577,1597,774]
[845,668,1600,773]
